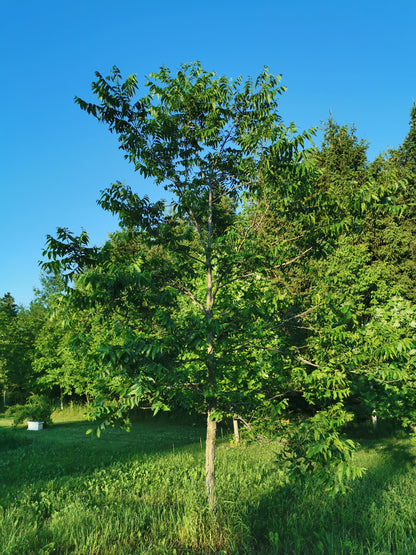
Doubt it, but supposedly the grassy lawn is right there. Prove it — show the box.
[2,409,416,554]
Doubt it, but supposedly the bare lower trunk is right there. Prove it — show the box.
[206,408,217,511]
[372,409,377,429]
[233,417,240,444]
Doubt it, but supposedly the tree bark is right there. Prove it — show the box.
[206,408,217,511]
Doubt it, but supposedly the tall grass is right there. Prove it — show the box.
[1,409,416,553]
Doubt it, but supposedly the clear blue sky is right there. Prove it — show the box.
[1,0,415,306]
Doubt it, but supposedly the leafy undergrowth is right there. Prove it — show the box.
[2,410,416,553]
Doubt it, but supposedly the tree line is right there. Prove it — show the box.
[1,63,415,509]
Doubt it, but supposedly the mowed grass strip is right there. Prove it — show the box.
[2,409,416,554]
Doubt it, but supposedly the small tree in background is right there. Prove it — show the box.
[0,293,45,405]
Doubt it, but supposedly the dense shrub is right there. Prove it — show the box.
[5,394,54,426]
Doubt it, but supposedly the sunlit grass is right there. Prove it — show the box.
[2,409,416,553]
[50,402,89,424]
[0,416,14,427]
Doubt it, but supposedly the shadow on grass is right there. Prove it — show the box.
[0,412,207,499]
[0,427,33,451]
[244,429,416,554]
[5,414,416,554]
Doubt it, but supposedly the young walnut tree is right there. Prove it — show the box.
[44,63,362,509]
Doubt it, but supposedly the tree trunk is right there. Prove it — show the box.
[206,408,217,511]
[372,409,377,429]
[204,179,217,511]
[233,417,240,444]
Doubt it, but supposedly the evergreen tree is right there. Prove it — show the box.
[397,103,416,171]
[368,104,416,302]
[299,118,415,425]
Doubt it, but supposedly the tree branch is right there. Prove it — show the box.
[237,202,269,254]
[168,280,206,314]
[280,246,313,267]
